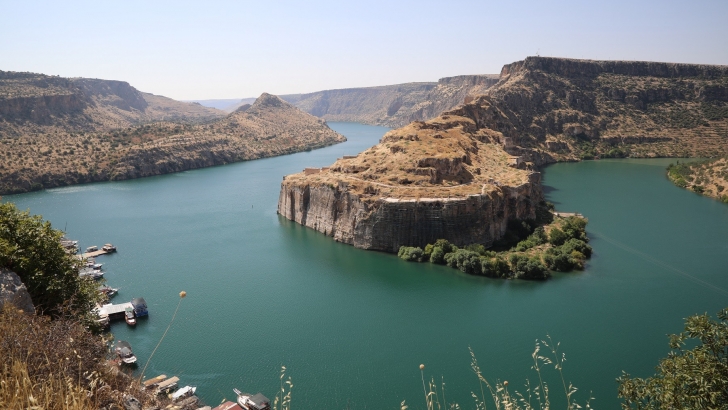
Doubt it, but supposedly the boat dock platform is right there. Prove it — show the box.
[98,302,132,320]
[78,249,110,259]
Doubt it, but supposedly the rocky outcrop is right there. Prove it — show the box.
[0,268,35,314]
[279,178,542,252]
[278,102,543,252]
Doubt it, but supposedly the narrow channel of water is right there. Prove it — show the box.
[5,124,727,409]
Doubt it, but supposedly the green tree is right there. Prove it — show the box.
[0,202,99,321]
[618,308,728,410]
[549,228,568,246]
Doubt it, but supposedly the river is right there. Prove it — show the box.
[4,123,728,409]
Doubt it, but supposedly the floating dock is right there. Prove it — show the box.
[78,249,110,259]
[98,302,132,320]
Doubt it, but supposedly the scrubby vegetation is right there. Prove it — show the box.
[0,307,167,410]
[0,202,101,322]
[397,214,591,280]
[667,158,728,203]
[618,308,728,410]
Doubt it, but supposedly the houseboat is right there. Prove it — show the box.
[86,245,98,253]
[113,340,137,365]
[124,307,136,326]
[131,297,148,317]
[102,243,117,252]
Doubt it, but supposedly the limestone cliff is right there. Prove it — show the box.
[484,57,728,161]
[278,108,543,252]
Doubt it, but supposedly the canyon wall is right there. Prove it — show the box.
[278,177,542,252]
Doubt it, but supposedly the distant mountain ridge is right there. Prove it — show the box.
[0,70,224,136]
[222,74,500,127]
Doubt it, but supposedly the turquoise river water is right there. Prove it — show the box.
[4,123,728,409]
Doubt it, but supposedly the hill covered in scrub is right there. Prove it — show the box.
[667,158,728,202]
[0,85,345,194]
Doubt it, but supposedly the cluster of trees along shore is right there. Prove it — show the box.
[398,203,592,280]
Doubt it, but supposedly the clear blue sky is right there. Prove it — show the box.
[1,0,726,100]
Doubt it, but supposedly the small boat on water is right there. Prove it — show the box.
[125,307,136,326]
[172,385,197,401]
[99,286,118,298]
[113,340,137,365]
[102,243,117,252]
[234,388,271,410]
[85,260,103,269]
[79,267,104,280]
[86,245,98,252]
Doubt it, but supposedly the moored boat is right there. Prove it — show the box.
[102,243,117,252]
[172,385,197,401]
[79,267,104,279]
[99,285,118,298]
[234,388,270,410]
[124,307,136,326]
[113,340,137,365]
[86,245,98,252]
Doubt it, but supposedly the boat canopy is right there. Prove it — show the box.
[114,340,134,357]
[131,297,147,308]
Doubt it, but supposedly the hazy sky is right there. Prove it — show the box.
[2,0,727,100]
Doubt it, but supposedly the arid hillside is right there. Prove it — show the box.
[0,71,224,136]
[228,75,500,127]
[479,57,728,162]
[667,157,728,202]
[0,92,345,194]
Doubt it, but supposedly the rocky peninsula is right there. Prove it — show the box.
[279,56,728,252]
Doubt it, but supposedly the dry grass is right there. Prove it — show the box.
[0,306,165,410]
[405,337,593,410]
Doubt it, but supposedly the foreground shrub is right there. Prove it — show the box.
[0,202,100,321]
[618,308,728,410]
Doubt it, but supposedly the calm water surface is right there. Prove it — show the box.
[5,123,728,409]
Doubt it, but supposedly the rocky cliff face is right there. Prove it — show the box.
[278,106,543,252]
[486,56,728,161]
[230,74,499,128]
[0,268,35,314]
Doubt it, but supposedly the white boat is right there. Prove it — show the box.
[171,385,196,401]
[86,245,98,252]
[234,388,271,410]
[125,307,136,326]
[79,267,104,279]
[102,243,117,252]
[114,340,137,365]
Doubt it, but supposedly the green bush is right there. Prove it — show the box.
[444,249,482,275]
[515,226,548,251]
[429,246,446,264]
[508,254,549,280]
[397,246,423,262]
[549,228,568,246]
[480,257,511,278]
[0,202,100,323]
[618,308,728,410]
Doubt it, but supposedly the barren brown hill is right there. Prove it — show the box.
[0,93,345,194]
[0,71,224,137]
[279,56,728,253]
